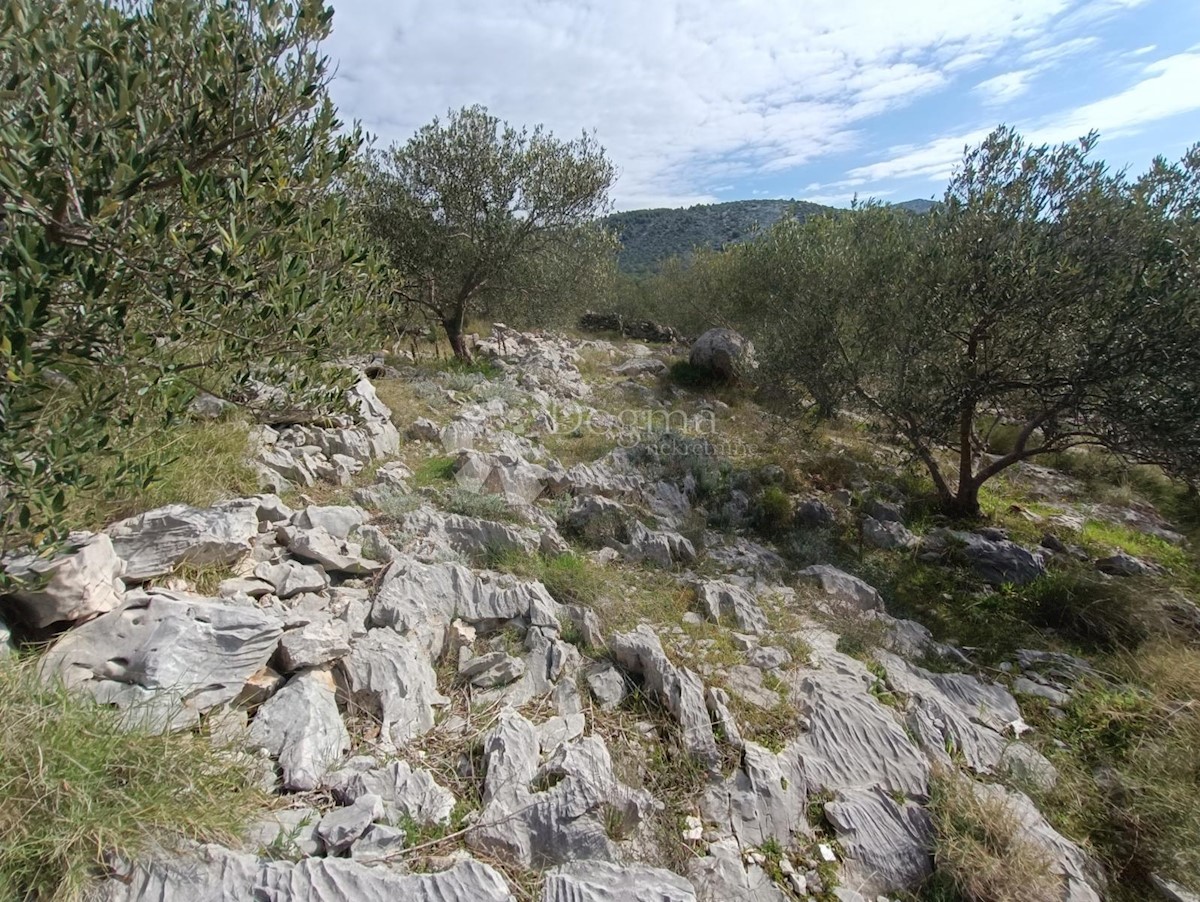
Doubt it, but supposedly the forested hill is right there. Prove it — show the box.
[605,197,938,272]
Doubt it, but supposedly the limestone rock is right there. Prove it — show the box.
[796,565,883,613]
[701,741,807,849]
[3,532,125,628]
[277,619,351,671]
[249,669,348,791]
[862,517,919,550]
[585,662,627,709]
[1096,551,1151,577]
[106,500,260,581]
[925,528,1046,586]
[325,756,456,827]
[694,580,768,634]
[337,629,446,748]
[460,651,527,688]
[253,560,329,599]
[277,525,384,576]
[689,329,755,380]
[611,626,719,767]
[39,590,281,730]
[294,505,365,540]
[541,860,696,902]
[318,793,383,855]
[825,787,933,895]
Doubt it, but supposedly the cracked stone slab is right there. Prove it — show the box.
[825,787,933,896]
[105,500,260,581]
[248,668,348,791]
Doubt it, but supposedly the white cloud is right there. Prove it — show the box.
[847,51,1200,184]
[323,0,1090,207]
[975,69,1038,105]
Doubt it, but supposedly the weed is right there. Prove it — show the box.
[0,659,265,900]
[412,455,457,486]
[926,770,1060,902]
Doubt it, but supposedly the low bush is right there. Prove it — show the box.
[0,659,265,900]
[926,771,1060,902]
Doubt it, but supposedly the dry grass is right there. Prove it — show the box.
[0,658,266,900]
[927,771,1061,902]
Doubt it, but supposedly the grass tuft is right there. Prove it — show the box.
[0,658,266,900]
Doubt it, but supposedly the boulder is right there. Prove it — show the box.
[454,450,550,504]
[689,328,755,380]
[925,529,1045,586]
[460,651,527,688]
[796,565,883,612]
[105,500,260,581]
[3,532,125,628]
[253,560,329,599]
[694,581,768,634]
[277,525,384,576]
[610,626,719,767]
[325,757,455,827]
[90,846,514,902]
[277,619,351,671]
[317,793,383,855]
[585,662,627,709]
[249,668,349,791]
[825,787,934,895]
[862,517,919,551]
[1096,551,1151,577]
[293,505,365,540]
[337,629,446,748]
[701,741,807,849]
[39,590,282,730]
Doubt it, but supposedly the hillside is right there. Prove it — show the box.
[606,197,937,272]
[7,323,1198,900]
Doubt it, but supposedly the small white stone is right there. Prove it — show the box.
[682,815,704,842]
[819,843,837,862]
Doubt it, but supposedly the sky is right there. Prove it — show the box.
[322,0,1200,211]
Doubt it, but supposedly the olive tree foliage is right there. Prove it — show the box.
[0,0,383,551]
[359,105,617,359]
[759,127,1200,516]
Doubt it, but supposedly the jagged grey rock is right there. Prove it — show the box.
[3,532,125,628]
[862,516,919,550]
[585,662,627,709]
[1096,551,1151,577]
[349,823,406,864]
[796,564,883,612]
[617,521,696,567]
[294,505,364,540]
[470,710,657,869]
[246,807,323,857]
[325,756,455,827]
[249,668,348,792]
[337,628,446,748]
[825,787,934,895]
[369,557,561,658]
[689,328,755,380]
[88,846,514,902]
[276,618,352,672]
[541,860,696,902]
[688,838,788,902]
[795,499,835,528]
[460,650,527,688]
[277,525,384,575]
[218,577,274,599]
[694,580,768,634]
[787,661,929,798]
[862,497,904,523]
[399,507,545,560]
[610,625,719,767]
[454,449,551,503]
[746,646,791,671]
[40,590,281,730]
[318,793,383,854]
[701,741,807,848]
[106,500,260,580]
[253,559,329,599]
[925,528,1046,586]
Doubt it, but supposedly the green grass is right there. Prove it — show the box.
[487,549,608,608]
[438,488,523,523]
[411,455,457,486]
[67,419,258,532]
[0,658,266,900]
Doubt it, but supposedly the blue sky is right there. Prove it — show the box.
[323,0,1200,210]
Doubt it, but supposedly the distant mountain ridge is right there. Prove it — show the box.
[604,197,937,272]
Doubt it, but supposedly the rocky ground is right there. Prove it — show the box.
[4,324,1198,902]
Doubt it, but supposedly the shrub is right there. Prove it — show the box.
[751,485,793,536]
[0,659,265,899]
[1021,570,1147,651]
[927,771,1060,902]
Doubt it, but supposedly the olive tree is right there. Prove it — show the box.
[360,105,616,359]
[761,127,1200,516]
[0,0,383,551]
